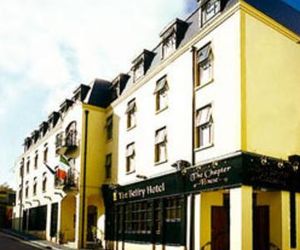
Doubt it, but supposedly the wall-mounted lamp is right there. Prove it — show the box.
[171,160,191,171]
[136,174,148,180]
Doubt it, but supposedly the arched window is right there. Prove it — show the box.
[42,172,47,193]
[65,121,77,146]
[33,177,37,196]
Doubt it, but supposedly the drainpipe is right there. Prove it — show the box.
[189,46,197,250]
[81,110,89,248]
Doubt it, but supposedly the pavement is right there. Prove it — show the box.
[0,228,79,250]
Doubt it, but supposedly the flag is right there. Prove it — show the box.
[55,155,70,187]
[44,162,56,174]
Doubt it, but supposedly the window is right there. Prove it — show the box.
[197,43,213,87]
[133,61,144,82]
[18,187,22,201]
[126,99,136,129]
[42,173,47,192]
[43,144,48,163]
[105,154,112,179]
[165,197,183,222]
[162,34,176,58]
[33,177,37,196]
[65,121,77,146]
[34,151,38,169]
[202,0,221,24]
[126,143,135,173]
[154,76,168,112]
[155,127,167,163]
[196,105,213,148]
[106,116,113,140]
[25,181,29,198]
[26,158,30,173]
[19,164,24,178]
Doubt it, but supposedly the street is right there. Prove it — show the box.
[0,231,40,250]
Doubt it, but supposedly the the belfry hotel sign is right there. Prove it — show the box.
[112,152,300,202]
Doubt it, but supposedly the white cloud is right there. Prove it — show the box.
[0,0,194,185]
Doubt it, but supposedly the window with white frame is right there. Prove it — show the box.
[25,181,29,198]
[106,116,113,140]
[26,158,30,174]
[196,105,213,149]
[133,61,144,82]
[42,172,47,192]
[105,154,112,179]
[126,143,135,173]
[34,151,38,169]
[33,177,37,196]
[43,144,48,163]
[126,99,136,129]
[155,127,167,163]
[162,34,176,59]
[202,0,221,24]
[197,43,213,87]
[154,76,168,112]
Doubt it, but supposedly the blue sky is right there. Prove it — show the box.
[0,0,195,188]
[0,0,299,188]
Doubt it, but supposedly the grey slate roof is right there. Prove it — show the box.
[86,79,112,108]
[245,0,300,36]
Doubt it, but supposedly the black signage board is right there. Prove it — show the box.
[184,155,243,193]
[109,152,300,203]
[116,172,184,202]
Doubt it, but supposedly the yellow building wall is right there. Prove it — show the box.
[78,104,107,247]
[200,191,223,249]
[241,9,300,159]
[61,195,76,242]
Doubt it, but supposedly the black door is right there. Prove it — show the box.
[253,206,270,250]
[50,203,58,237]
[211,206,230,250]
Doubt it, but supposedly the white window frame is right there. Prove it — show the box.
[126,143,135,173]
[197,43,213,87]
[196,105,213,149]
[202,0,221,24]
[126,99,137,129]
[155,127,168,164]
[162,34,176,59]
[154,76,169,112]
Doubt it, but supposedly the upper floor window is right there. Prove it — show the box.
[19,162,24,178]
[106,116,113,141]
[126,99,136,129]
[25,181,29,198]
[105,154,112,179]
[133,61,144,82]
[195,104,213,149]
[42,172,47,193]
[26,158,30,173]
[126,143,135,173]
[154,76,169,112]
[34,151,38,169]
[65,121,77,146]
[18,186,22,201]
[197,43,213,87]
[162,34,176,59]
[202,0,221,24]
[155,127,167,163]
[43,144,48,163]
[33,177,37,196]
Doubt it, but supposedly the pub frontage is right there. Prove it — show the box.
[102,152,300,250]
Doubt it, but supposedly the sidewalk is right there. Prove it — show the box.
[0,228,77,250]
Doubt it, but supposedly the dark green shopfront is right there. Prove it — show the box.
[102,152,300,250]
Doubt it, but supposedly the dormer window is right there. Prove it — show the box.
[112,74,130,100]
[39,122,48,137]
[72,84,90,102]
[133,60,144,82]
[162,34,176,58]
[48,112,60,129]
[59,99,74,114]
[201,0,221,24]
[160,19,187,59]
[132,50,155,82]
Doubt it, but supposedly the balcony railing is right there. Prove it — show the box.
[55,131,78,155]
[55,167,78,193]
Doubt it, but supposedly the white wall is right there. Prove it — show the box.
[194,12,241,164]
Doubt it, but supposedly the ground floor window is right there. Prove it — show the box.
[113,195,186,245]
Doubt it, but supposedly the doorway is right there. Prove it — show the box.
[253,206,270,250]
[211,206,230,250]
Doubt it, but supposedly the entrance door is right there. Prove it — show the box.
[87,205,97,241]
[211,206,230,250]
[50,203,58,237]
[253,206,269,250]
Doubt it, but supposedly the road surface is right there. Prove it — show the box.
[0,231,40,250]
